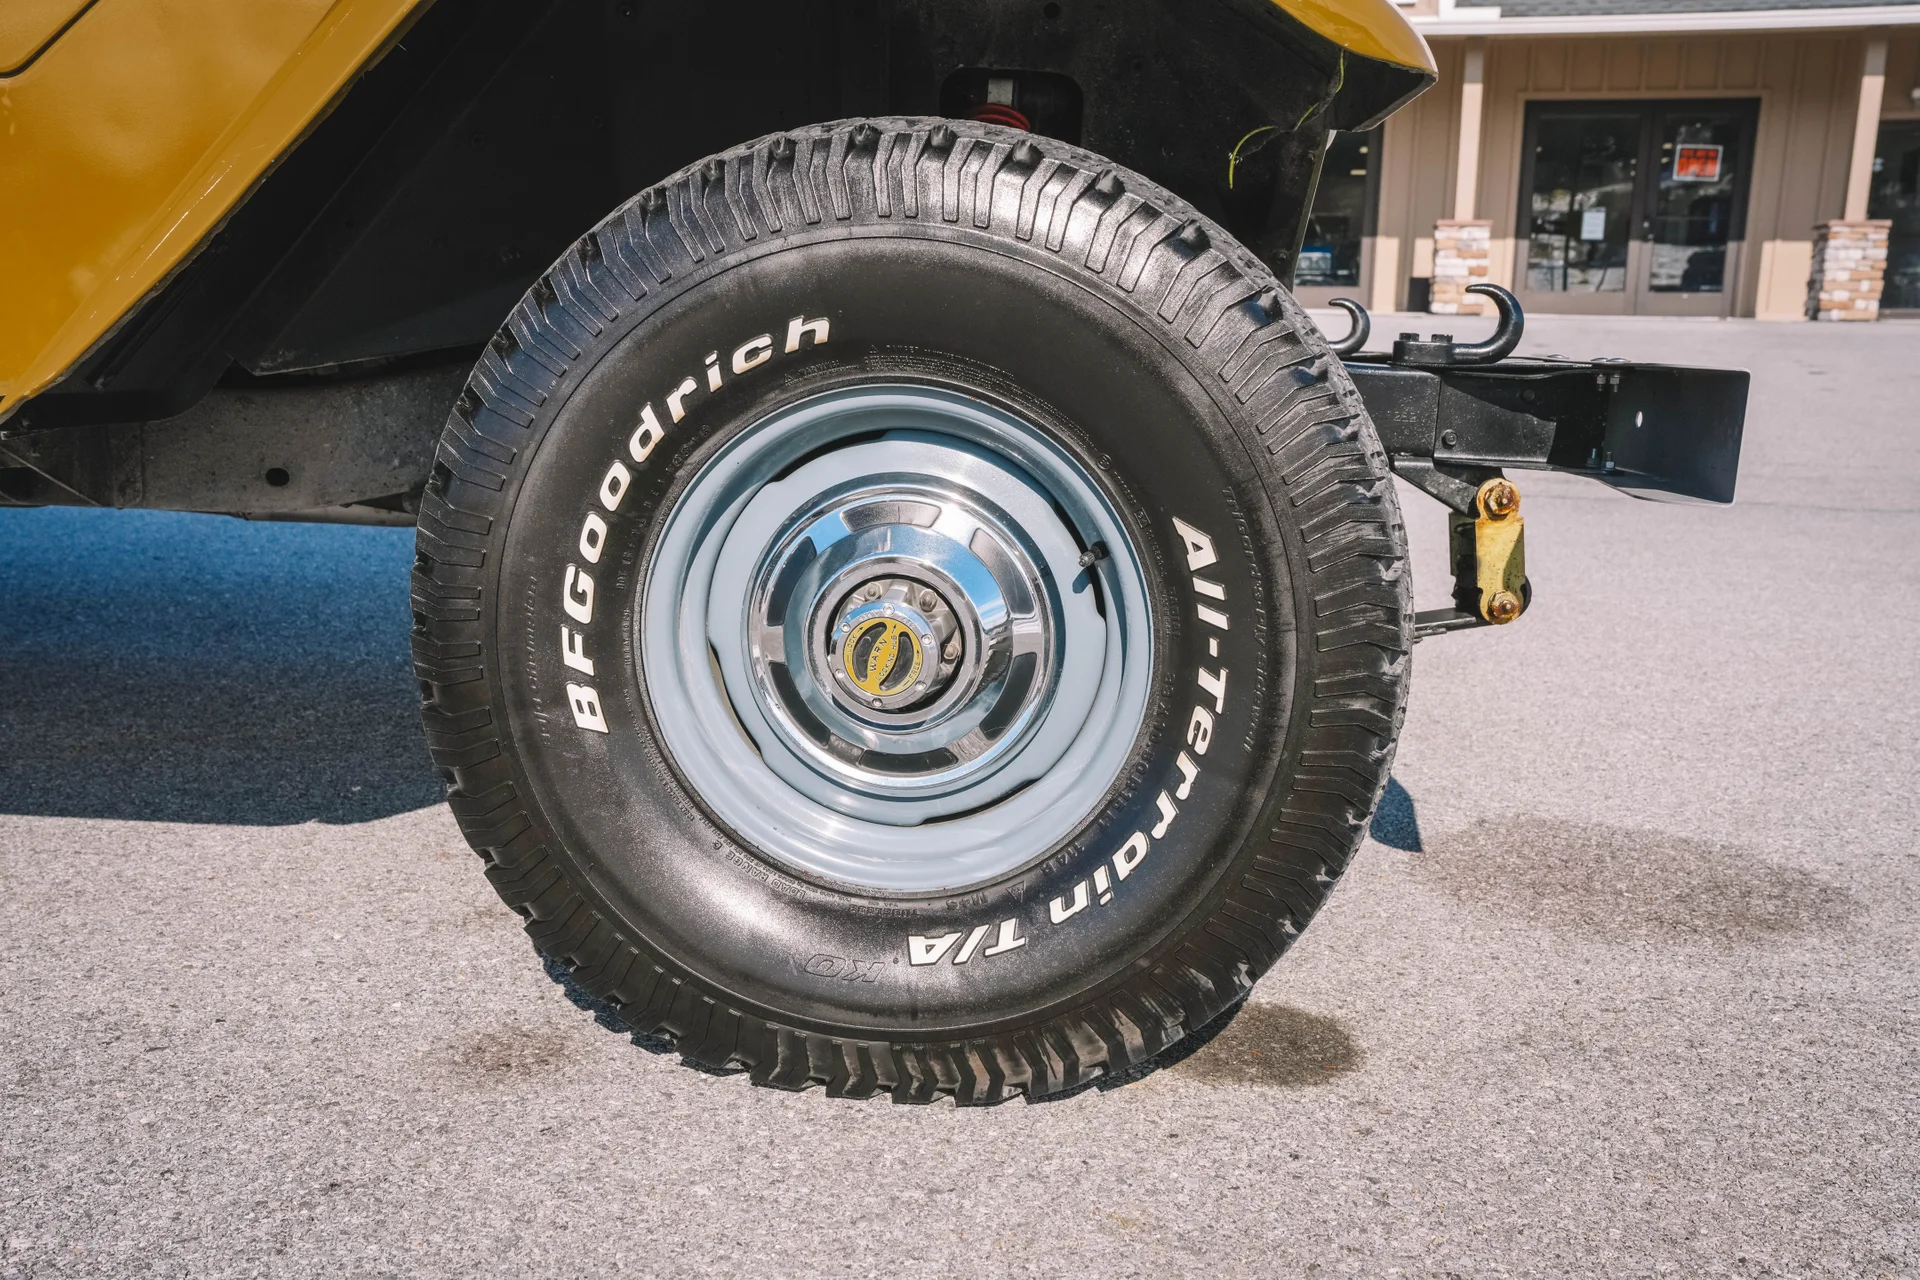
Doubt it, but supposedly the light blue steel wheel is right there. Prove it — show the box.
[641,386,1153,894]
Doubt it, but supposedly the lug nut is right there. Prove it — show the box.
[1481,478,1520,518]
[919,590,938,611]
[1486,590,1522,624]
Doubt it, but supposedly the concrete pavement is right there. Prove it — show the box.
[2,315,1915,1277]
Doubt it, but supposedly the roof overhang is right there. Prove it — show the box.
[1412,5,1920,37]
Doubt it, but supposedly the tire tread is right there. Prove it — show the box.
[413,117,1411,1104]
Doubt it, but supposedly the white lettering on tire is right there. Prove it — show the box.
[903,516,1234,967]
[731,334,772,373]
[599,460,631,511]
[784,314,829,352]
[579,511,608,563]
[561,626,594,675]
[629,405,665,463]
[562,566,594,624]
[567,683,609,734]
[550,316,831,740]
[1172,516,1217,571]
[908,932,963,966]
[910,918,1027,965]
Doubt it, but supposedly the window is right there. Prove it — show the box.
[1296,130,1379,288]
[1524,111,1638,293]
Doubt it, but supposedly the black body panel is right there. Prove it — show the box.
[6,0,1427,434]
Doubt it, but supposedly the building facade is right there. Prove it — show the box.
[1292,0,1920,319]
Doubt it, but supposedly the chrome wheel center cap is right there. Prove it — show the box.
[741,468,1056,793]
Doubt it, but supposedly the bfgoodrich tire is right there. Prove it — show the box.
[413,117,1411,1103]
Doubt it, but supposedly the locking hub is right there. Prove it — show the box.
[826,577,962,713]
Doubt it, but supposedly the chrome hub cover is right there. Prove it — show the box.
[739,471,1060,797]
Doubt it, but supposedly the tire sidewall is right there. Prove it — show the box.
[490,227,1299,1037]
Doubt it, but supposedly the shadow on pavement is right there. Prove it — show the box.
[1369,776,1423,851]
[0,507,442,824]
[540,946,1367,1101]
[1128,999,1365,1090]
[1419,816,1860,946]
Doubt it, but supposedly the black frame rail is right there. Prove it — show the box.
[1350,355,1748,507]
[1331,284,1749,637]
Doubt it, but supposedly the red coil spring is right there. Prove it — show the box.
[969,104,1032,131]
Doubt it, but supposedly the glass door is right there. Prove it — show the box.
[1516,100,1758,316]
[1869,120,1920,313]
[1639,102,1756,315]
[1517,109,1641,312]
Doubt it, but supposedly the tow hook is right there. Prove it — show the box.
[1389,284,1526,367]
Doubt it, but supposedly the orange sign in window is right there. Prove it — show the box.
[1674,144,1724,182]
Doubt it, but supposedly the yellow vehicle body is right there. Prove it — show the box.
[0,0,1431,422]
[1276,0,1434,78]
[0,0,423,418]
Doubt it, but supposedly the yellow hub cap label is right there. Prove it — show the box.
[844,616,923,696]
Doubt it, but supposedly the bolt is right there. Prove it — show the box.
[1439,429,1459,449]
[919,590,938,611]
[1486,591,1522,624]
[1481,478,1520,519]
[944,638,961,660]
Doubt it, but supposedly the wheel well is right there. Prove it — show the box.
[6,0,1354,513]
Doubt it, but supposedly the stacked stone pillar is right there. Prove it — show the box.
[1806,220,1892,321]
[1431,220,1493,314]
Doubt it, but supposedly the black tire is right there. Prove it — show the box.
[413,117,1411,1103]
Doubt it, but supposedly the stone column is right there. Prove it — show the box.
[1431,219,1492,314]
[1806,220,1892,321]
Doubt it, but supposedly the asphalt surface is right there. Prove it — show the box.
[2,316,1916,1277]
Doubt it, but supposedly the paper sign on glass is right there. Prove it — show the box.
[1674,144,1723,182]
[1579,208,1607,241]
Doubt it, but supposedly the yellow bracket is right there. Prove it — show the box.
[1448,478,1528,624]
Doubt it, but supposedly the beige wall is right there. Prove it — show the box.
[1376,40,1469,311]
[1371,30,1907,317]
[1886,31,1920,119]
